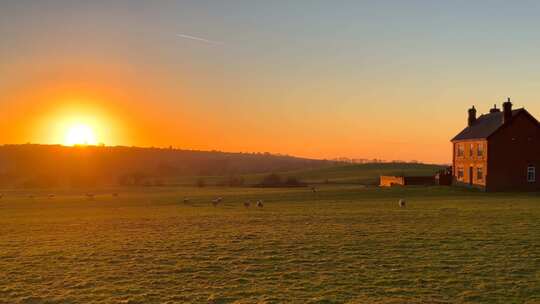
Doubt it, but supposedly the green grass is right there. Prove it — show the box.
[0,186,538,303]
[173,162,446,186]
[277,163,446,184]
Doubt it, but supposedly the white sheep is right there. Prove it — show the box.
[398,199,406,208]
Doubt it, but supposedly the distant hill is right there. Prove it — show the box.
[0,144,334,188]
[0,145,446,188]
[167,163,447,186]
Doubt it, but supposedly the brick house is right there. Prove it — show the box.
[451,98,540,191]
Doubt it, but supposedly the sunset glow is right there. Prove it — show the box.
[64,124,97,146]
[2,1,540,163]
[35,100,121,147]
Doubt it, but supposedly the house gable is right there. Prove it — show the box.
[486,109,540,140]
[486,112,540,191]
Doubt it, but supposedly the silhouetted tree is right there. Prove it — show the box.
[258,173,282,187]
[196,178,206,188]
[284,176,303,187]
[224,175,244,187]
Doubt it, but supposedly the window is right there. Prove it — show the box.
[477,144,484,157]
[477,167,484,181]
[469,144,474,157]
[527,166,536,182]
[457,144,464,157]
[457,167,464,180]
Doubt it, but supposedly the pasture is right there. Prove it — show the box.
[166,162,445,186]
[0,185,538,303]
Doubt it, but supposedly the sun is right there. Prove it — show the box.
[65,124,98,146]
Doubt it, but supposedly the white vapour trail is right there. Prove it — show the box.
[176,34,224,45]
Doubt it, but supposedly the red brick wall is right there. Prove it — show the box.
[452,139,488,188]
[487,114,540,191]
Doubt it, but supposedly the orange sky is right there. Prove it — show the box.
[2,1,540,164]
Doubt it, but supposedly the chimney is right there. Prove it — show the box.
[468,106,477,127]
[503,97,513,124]
[489,104,500,113]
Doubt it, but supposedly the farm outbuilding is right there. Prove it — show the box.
[379,175,435,187]
[435,167,452,186]
[380,176,405,187]
[380,167,451,187]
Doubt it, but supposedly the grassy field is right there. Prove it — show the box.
[173,162,446,186]
[278,163,445,184]
[0,185,539,303]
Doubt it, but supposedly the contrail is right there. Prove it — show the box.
[176,34,224,45]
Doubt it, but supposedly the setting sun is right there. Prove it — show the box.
[34,102,122,147]
[65,124,97,146]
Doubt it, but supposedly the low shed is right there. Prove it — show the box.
[380,175,435,187]
[379,176,405,187]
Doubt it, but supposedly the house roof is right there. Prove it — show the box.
[451,109,525,141]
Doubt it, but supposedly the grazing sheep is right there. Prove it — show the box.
[86,193,95,200]
[311,187,317,193]
[28,195,34,199]
[211,197,223,207]
[112,193,119,197]
[183,198,189,203]
[398,199,406,208]
[244,201,251,208]
[256,200,264,208]
[48,194,55,199]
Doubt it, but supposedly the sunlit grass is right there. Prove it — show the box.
[0,186,538,303]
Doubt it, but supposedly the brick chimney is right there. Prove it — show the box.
[468,106,477,127]
[489,104,500,113]
[503,97,513,124]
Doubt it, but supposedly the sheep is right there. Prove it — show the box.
[183,197,189,203]
[211,197,224,207]
[0,194,3,199]
[28,194,34,199]
[256,200,264,208]
[112,193,119,197]
[311,187,317,193]
[86,193,95,200]
[48,194,55,199]
[398,199,406,208]
[244,201,251,208]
